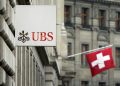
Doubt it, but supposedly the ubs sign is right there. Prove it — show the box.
[15,5,56,46]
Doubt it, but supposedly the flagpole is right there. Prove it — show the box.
[67,45,113,58]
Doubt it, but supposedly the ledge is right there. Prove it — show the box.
[0,16,15,50]
[0,59,15,76]
[0,37,15,76]
[5,18,15,36]
[66,0,120,6]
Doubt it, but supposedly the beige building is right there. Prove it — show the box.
[65,0,120,86]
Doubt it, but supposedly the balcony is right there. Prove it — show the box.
[0,37,15,76]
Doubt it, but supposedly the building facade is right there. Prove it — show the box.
[16,0,68,86]
[65,0,120,86]
[0,0,15,86]
[0,0,68,86]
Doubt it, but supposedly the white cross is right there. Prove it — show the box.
[91,53,110,69]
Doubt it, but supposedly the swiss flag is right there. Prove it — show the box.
[86,47,115,77]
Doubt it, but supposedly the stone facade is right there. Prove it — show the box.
[65,0,120,86]
[0,0,68,86]
[15,0,67,86]
[0,0,15,86]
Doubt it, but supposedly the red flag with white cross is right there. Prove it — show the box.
[86,47,115,77]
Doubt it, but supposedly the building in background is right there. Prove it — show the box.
[65,0,120,86]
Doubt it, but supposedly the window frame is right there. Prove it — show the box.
[99,82,106,86]
[115,12,120,32]
[98,9,106,29]
[64,5,72,24]
[81,81,89,86]
[81,43,89,68]
[81,7,90,27]
[115,47,120,69]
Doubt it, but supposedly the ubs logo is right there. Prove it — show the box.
[18,30,30,43]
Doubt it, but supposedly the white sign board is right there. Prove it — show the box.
[15,5,56,46]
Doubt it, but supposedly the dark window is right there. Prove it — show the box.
[68,42,72,56]
[116,47,120,68]
[116,83,120,86]
[81,81,89,86]
[81,44,89,67]
[99,82,106,86]
[64,5,71,26]
[99,45,103,48]
[81,8,89,27]
[99,10,106,30]
[115,12,120,31]
[64,81,69,86]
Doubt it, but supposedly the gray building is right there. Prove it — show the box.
[0,0,15,86]
[65,0,120,86]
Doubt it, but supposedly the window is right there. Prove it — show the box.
[64,81,69,86]
[116,47,120,68]
[81,44,89,67]
[99,82,106,86]
[68,42,72,56]
[81,8,89,27]
[64,5,71,25]
[116,83,120,86]
[99,10,106,29]
[67,42,74,60]
[81,81,89,86]
[115,12,120,31]
[99,45,103,48]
